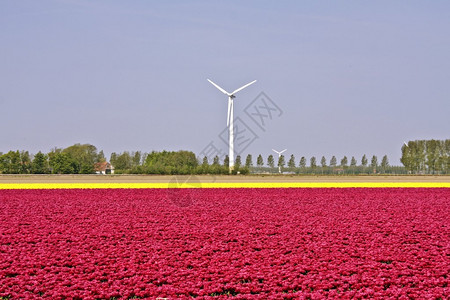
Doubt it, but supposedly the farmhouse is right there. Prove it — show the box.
[94,162,115,175]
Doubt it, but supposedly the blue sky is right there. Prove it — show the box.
[1,1,449,165]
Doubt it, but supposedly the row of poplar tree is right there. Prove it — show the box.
[400,139,450,174]
[0,139,448,175]
[248,153,398,174]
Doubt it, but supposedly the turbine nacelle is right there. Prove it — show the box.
[272,149,287,156]
[208,79,257,100]
[207,79,257,125]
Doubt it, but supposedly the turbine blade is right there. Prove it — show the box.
[207,79,230,96]
[231,80,257,95]
[272,149,279,154]
[280,149,287,154]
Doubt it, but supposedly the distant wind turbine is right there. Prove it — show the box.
[208,79,257,173]
[403,141,409,147]
[272,149,287,174]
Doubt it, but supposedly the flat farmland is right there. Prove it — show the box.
[0,188,449,299]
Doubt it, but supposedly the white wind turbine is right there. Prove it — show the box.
[208,79,257,173]
[272,149,287,174]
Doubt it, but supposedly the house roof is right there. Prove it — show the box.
[94,161,114,172]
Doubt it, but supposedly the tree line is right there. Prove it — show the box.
[0,144,106,175]
[0,144,242,175]
[250,153,402,175]
[0,140,448,175]
[400,139,450,174]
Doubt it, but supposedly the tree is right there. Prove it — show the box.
[0,153,5,173]
[310,156,317,169]
[141,152,149,165]
[223,155,229,168]
[20,151,31,174]
[47,147,62,172]
[144,150,199,174]
[330,156,337,168]
[256,154,263,167]
[202,156,209,166]
[208,154,226,174]
[50,152,75,174]
[63,143,99,173]
[288,154,296,168]
[245,154,253,168]
[114,151,132,171]
[320,156,327,174]
[97,150,106,163]
[110,152,118,167]
[235,155,241,169]
[132,151,142,168]
[320,156,327,168]
[371,155,378,173]
[340,156,348,169]
[400,139,450,174]
[381,155,389,173]
[361,155,368,167]
[350,156,357,174]
[299,157,306,169]
[350,156,357,167]
[267,155,275,168]
[80,163,94,174]
[278,155,286,168]
[425,140,440,174]
[31,151,49,174]
[0,151,21,174]
[197,156,209,174]
[10,151,21,174]
[400,142,412,172]
[414,140,426,173]
[444,140,450,174]
[437,145,446,174]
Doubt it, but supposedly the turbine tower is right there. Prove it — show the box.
[272,149,287,174]
[208,79,257,173]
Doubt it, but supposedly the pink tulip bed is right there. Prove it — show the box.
[0,188,449,299]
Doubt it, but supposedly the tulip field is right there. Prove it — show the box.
[0,187,449,299]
